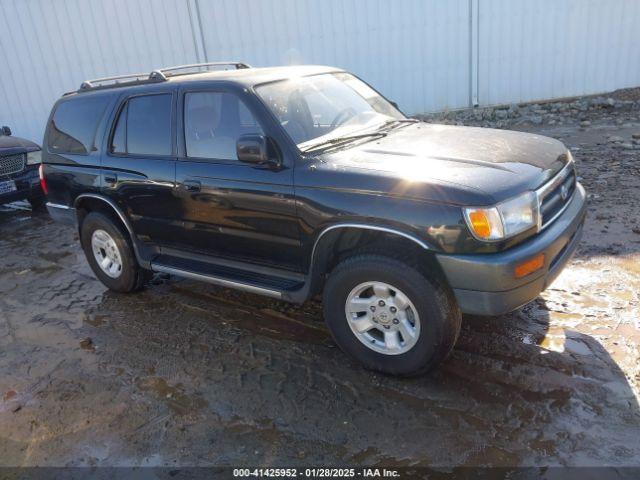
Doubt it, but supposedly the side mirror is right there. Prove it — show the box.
[236,134,279,168]
[1,126,11,136]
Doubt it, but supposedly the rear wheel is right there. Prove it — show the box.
[322,254,461,376]
[81,211,149,292]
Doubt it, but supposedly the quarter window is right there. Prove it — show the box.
[111,94,172,156]
[111,103,127,154]
[184,92,263,160]
[48,95,110,155]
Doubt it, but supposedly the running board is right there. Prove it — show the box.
[152,263,284,299]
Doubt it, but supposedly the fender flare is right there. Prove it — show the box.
[308,223,431,274]
[74,193,143,261]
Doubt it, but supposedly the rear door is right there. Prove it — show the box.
[174,85,301,271]
[102,89,181,246]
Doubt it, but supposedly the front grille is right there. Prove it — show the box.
[538,163,576,229]
[0,153,26,177]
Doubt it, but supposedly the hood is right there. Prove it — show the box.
[0,135,41,155]
[315,123,569,205]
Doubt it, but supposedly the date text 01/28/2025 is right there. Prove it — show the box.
[233,468,401,478]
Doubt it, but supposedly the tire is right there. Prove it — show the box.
[80,211,149,293]
[28,196,46,212]
[322,254,461,376]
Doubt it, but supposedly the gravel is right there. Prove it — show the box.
[415,87,640,133]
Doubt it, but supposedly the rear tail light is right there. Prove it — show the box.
[38,163,48,195]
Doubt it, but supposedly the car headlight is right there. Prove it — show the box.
[27,150,42,165]
[463,191,539,241]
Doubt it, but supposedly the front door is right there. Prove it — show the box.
[173,88,301,272]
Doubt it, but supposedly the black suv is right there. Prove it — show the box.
[43,63,586,375]
[0,126,45,210]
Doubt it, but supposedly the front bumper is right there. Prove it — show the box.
[0,166,42,205]
[436,183,587,316]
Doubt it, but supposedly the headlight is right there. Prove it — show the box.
[463,191,539,241]
[27,150,42,165]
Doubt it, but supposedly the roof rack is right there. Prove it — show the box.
[78,61,251,92]
[79,72,162,91]
[151,61,251,80]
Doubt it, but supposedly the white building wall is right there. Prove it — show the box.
[0,0,200,143]
[477,0,640,105]
[195,0,472,115]
[0,0,639,144]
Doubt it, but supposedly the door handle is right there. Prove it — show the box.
[104,174,117,186]
[182,179,201,192]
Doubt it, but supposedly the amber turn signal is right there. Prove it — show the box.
[514,253,545,278]
[468,210,491,239]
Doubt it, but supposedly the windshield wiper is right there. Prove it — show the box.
[301,131,388,153]
[381,118,420,129]
[300,119,418,153]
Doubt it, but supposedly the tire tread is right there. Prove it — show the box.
[81,211,149,293]
[323,253,461,376]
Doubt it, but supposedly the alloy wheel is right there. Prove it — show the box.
[344,281,421,355]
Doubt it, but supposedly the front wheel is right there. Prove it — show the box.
[80,211,149,293]
[322,254,461,376]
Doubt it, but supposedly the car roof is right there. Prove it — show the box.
[166,65,342,87]
[63,65,343,99]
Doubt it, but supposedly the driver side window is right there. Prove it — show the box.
[184,92,263,161]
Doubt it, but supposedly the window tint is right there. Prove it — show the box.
[184,92,263,160]
[126,94,172,156]
[49,96,110,155]
[111,103,126,154]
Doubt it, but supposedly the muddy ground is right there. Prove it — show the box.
[1,97,639,470]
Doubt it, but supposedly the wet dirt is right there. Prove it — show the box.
[1,111,639,468]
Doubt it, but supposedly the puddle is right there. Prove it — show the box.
[136,377,208,416]
[39,251,72,263]
[84,314,108,327]
[170,283,332,345]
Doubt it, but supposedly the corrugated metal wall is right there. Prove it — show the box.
[1,0,639,143]
[0,0,201,143]
[195,0,472,114]
[477,0,640,105]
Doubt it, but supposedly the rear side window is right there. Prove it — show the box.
[111,94,172,156]
[48,96,110,155]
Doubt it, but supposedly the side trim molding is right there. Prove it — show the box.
[151,263,283,299]
[46,202,77,226]
[46,202,72,210]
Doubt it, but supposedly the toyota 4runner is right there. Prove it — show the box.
[42,63,586,375]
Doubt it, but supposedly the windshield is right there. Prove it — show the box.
[255,72,404,151]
